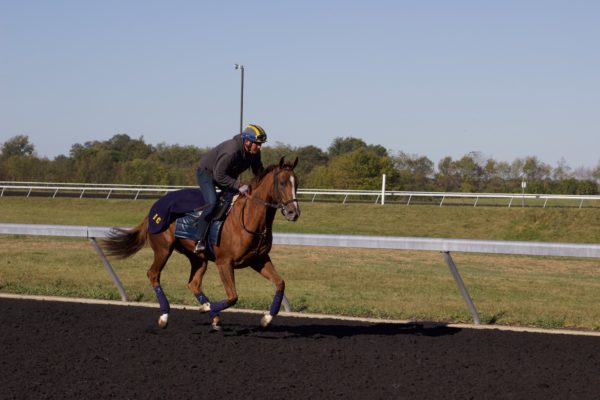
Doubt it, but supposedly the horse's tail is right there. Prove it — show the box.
[101,217,149,259]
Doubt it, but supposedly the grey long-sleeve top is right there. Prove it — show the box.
[197,134,264,190]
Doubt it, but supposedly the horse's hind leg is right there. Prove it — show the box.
[251,256,285,328]
[147,232,174,328]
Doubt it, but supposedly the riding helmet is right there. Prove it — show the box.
[241,124,268,143]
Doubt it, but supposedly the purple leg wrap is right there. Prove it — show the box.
[209,299,230,319]
[154,285,170,314]
[270,290,284,316]
[195,292,210,304]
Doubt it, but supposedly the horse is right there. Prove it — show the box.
[100,157,300,330]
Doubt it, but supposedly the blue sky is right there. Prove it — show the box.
[1,1,599,169]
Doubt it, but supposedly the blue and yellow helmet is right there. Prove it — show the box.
[241,124,267,143]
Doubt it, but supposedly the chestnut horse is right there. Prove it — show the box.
[101,157,300,330]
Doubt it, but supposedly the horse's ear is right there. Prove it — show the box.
[279,156,285,168]
[291,157,298,169]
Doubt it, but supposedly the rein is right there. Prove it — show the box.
[243,192,298,210]
[238,168,297,238]
[243,168,298,211]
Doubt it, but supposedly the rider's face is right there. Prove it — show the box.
[245,140,262,154]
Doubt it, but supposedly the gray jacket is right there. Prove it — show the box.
[198,134,264,190]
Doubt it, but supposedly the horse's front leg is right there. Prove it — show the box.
[185,253,221,327]
[203,260,238,330]
[252,256,285,328]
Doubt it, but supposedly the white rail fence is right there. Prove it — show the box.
[2,223,600,324]
[0,182,189,200]
[2,181,600,207]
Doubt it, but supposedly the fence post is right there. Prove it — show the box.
[441,251,480,324]
[381,174,386,205]
[89,237,129,301]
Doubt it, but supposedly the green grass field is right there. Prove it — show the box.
[1,196,599,330]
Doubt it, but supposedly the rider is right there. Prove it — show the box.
[194,124,267,252]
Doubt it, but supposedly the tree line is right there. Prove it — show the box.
[1,134,599,195]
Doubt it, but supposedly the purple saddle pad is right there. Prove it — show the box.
[148,189,205,234]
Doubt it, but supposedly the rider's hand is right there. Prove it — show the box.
[238,184,249,194]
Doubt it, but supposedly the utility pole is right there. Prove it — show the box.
[234,64,244,133]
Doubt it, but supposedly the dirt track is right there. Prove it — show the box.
[1,297,599,399]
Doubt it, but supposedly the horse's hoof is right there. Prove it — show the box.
[260,314,273,328]
[211,321,223,332]
[199,303,211,313]
[158,313,169,329]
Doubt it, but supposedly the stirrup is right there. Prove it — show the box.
[194,241,206,253]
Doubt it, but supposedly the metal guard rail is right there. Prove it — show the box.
[3,223,600,258]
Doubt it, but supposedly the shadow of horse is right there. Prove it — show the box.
[217,321,462,339]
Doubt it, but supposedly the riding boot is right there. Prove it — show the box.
[194,217,211,253]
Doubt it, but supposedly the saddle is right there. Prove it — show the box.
[148,189,236,255]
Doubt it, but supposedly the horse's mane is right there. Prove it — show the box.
[250,164,279,187]
[250,160,295,187]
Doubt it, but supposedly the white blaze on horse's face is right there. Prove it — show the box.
[280,172,300,221]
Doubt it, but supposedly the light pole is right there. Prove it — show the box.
[234,64,244,133]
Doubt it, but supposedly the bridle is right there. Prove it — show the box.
[243,168,298,211]
[239,167,298,238]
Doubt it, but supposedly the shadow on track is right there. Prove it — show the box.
[216,321,462,339]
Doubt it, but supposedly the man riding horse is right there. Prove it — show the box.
[194,124,267,252]
[102,123,300,331]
